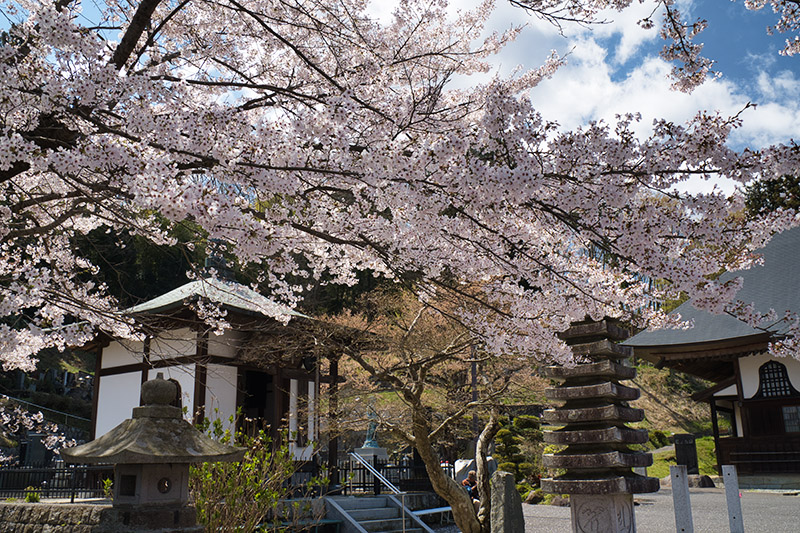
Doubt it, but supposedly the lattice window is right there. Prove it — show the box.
[757,361,796,398]
[783,406,800,433]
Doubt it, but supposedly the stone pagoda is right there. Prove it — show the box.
[61,373,245,532]
[541,319,659,533]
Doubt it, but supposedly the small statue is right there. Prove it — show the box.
[362,407,380,448]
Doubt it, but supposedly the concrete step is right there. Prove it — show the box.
[329,496,390,510]
[346,507,401,521]
[358,517,416,532]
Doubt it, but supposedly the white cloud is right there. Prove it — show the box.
[377,1,800,153]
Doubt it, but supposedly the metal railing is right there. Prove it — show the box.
[0,464,112,501]
[337,456,453,495]
[347,452,435,533]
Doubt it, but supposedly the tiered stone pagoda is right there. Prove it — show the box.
[541,319,659,533]
[61,373,244,532]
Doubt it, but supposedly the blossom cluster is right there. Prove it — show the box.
[0,0,798,375]
[0,402,77,465]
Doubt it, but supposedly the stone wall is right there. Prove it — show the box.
[0,502,105,533]
[0,502,202,533]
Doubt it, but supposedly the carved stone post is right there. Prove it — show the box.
[541,319,659,533]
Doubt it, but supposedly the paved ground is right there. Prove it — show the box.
[522,488,800,532]
[433,488,800,532]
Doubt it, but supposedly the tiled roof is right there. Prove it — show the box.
[625,226,800,348]
[126,278,306,321]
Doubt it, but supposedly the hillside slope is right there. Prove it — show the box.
[625,362,717,435]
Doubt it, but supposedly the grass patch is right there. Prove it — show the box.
[648,436,717,479]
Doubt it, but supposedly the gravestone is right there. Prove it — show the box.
[22,433,48,466]
[490,470,524,533]
[674,434,699,475]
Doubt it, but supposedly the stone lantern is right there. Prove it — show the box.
[61,373,245,531]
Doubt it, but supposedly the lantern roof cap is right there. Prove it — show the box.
[62,373,245,465]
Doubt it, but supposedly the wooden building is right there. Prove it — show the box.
[625,227,800,485]
[87,277,330,461]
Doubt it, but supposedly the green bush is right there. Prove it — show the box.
[24,487,40,503]
[513,415,540,431]
[102,478,113,499]
[516,482,532,496]
[497,462,518,475]
[191,413,325,533]
[649,430,671,450]
[517,462,537,480]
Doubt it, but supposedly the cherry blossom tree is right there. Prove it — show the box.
[324,285,548,532]
[1,0,800,528]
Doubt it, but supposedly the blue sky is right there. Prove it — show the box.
[467,0,800,157]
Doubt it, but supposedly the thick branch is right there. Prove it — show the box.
[111,0,164,70]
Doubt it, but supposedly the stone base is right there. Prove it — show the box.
[0,501,203,533]
[570,493,636,533]
[353,447,388,461]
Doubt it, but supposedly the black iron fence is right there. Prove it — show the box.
[336,456,454,495]
[0,464,113,501]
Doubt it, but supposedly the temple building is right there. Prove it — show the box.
[85,276,332,461]
[625,227,800,487]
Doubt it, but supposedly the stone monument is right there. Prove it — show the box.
[61,373,244,532]
[540,319,659,533]
[490,470,525,533]
[674,434,699,475]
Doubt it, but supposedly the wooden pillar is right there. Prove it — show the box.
[328,354,340,487]
[710,398,721,472]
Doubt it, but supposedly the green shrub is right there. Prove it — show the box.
[102,478,113,499]
[497,462,518,475]
[24,487,40,503]
[191,413,325,532]
[513,415,540,431]
[649,430,671,449]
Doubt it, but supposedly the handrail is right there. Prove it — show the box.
[348,452,402,494]
[349,452,412,533]
[387,494,436,533]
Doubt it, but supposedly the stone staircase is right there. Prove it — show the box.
[325,495,430,533]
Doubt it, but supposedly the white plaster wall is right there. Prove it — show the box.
[158,364,196,421]
[207,330,244,358]
[101,340,145,369]
[288,379,314,460]
[150,328,196,361]
[713,384,737,398]
[96,372,142,437]
[204,364,238,433]
[734,403,744,437]
[739,352,800,399]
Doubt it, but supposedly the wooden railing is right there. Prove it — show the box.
[718,435,800,474]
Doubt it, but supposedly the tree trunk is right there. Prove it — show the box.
[411,411,482,533]
[476,412,500,532]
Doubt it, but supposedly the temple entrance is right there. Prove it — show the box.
[240,370,277,435]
